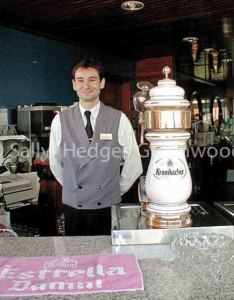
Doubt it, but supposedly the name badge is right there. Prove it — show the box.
[100,133,113,140]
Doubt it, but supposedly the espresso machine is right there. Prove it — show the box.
[17,105,61,177]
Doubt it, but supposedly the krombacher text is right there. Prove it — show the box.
[155,168,184,176]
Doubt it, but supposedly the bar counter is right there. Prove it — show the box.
[0,236,234,300]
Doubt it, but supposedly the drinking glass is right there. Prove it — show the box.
[172,231,234,285]
[138,176,150,211]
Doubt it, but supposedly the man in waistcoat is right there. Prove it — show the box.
[49,58,143,236]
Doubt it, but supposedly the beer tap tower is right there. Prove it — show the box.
[140,66,192,228]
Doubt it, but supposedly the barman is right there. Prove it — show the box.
[49,58,143,236]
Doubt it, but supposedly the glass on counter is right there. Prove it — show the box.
[0,125,17,136]
[138,176,150,211]
[172,231,234,284]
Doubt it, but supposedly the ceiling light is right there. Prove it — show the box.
[121,1,144,11]
[222,59,232,62]
[183,37,199,62]
[204,48,219,54]
[182,37,198,43]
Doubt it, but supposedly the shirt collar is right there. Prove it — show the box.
[79,102,100,119]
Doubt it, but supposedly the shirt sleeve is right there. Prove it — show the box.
[49,114,64,185]
[118,113,143,195]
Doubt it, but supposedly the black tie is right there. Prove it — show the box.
[84,111,93,141]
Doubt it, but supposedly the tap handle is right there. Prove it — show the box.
[163,66,171,79]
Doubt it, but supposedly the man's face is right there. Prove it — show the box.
[72,67,105,103]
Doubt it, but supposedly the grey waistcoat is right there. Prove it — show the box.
[60,101,122,209]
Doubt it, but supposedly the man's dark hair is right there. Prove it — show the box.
[72,58,104,80]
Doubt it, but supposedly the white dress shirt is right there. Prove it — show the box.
[49,102,143,195]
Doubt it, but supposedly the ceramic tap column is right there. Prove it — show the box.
[144,67,192,228]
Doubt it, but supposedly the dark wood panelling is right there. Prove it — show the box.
[136,57,173,85]
[40,179,62,235]
[101,82,119,109]
[119,83,131,120]
[101,81,131,119]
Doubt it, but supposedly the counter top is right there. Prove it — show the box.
[0,236,234,300]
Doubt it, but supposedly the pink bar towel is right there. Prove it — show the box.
[0,254,144,297]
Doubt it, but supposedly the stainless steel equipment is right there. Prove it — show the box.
[214,202,234,224]
[111,203,233,245]
[17,106,61,166]
[0,174,37,204]
[0,108,8,126]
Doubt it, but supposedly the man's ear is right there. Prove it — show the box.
[72,79,76,91]
[100,78,105,89]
